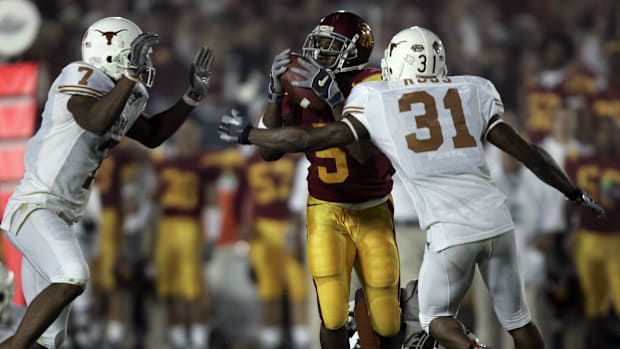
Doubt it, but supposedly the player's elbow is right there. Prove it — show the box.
[75,117,108,135]
[140,137,164,149]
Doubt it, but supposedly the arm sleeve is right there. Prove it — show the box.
[477,78,505,140]
[57,62,114,99]
[342,84,372,133]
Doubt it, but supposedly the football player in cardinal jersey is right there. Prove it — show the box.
[220,26,607,349]
[244,10,402,349]
[152,118,219,349]
[239,149,309,349]
[0,16,213,349]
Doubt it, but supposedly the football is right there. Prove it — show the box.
[280,53,329,111]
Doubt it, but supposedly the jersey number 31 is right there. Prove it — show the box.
[400,89,477,153]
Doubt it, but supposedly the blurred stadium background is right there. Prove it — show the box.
[1,0,620,348]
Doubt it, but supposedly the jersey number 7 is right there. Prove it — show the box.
[400,89,477,153]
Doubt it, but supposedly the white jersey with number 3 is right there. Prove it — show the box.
[344,76,513,251]
[1,61,148,232]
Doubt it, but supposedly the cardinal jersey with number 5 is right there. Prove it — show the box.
[343,76,514,252]
[1,61,149,234]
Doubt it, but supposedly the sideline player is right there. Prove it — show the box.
[152,118,217,349]
[256,11,401,349]
[0,16,213,349]
[219,26,605,349]
[240,149,308,349]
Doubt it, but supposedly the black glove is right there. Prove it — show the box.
[125,32,159,81]
[291,57,344,108]
[568,188,606,218]
[268,48,291,103]
[218,109,252,144]
[183,46,215,106]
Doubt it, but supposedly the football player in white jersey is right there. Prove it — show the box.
[0,16,214,349]
[219,26,606,349]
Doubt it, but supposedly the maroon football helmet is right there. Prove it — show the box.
[302,11,374,73]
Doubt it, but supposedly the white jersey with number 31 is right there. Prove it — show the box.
[1,61,148,233]
[344,76,513,251]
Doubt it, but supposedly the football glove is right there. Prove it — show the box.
[218,109,252,144]
[291,57,344,108]
[268,48,291,103]
[183,46,215,106]
[125,32,159,81]
[568,188,606,218]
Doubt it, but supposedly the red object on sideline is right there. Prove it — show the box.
[0,62,38,96]
[0,61,39,305]
[0,101,37,139]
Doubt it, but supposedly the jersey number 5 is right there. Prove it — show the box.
[400,89,476,153]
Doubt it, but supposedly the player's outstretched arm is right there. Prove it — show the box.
[127,46,214,148]
[218,111,367,153]
[487,120,606,218]
[68,33,160,134]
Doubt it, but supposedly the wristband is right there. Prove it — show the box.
[239,125,253,145]
[182,90,200,107]
[267,83,283,104]
[327,92,344,108]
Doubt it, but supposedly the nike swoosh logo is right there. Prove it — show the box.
[318,75,329,87]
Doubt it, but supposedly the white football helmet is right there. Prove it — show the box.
[381,26,447,80]
[81,17,155,87]
[0,263,14,321]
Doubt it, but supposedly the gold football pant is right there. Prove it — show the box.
[306,195,400,337]
[91,208,120,291]
[573,229,620,318]
[250,217,307,302]
[155,217,204,300]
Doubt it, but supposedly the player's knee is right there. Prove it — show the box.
[56,260,90,289]
[419,313,433,334]
[322,309,349,330]
[258,284,282,302]
[316,276,349,330]
[287,279,307,303]
[367,291,401,337]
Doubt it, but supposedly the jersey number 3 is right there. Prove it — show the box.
[400,89,476,153]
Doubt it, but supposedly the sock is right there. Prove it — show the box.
[259,326,282,349]
[190,324,210,349]
[169,325,188,347]
[106,321,124,344]
[291,325,309,349]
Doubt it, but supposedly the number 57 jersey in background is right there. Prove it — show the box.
[344,76,513,251]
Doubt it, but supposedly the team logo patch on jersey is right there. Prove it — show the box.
[95,29,127,45]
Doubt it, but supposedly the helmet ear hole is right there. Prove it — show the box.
[106,56,113,63]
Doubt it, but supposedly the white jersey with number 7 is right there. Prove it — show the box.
[344,75,514,252]
[1,61,148,234]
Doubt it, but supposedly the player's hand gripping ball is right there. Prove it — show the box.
[279,53,331,111]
